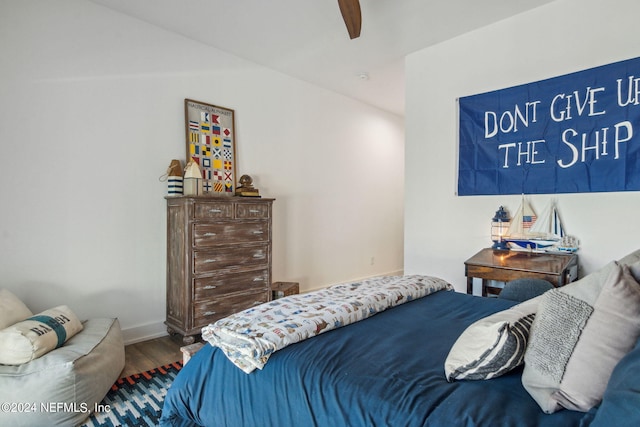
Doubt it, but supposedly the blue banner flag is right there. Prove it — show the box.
[458,56,640,195]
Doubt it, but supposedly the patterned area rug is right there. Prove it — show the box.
[80,361,183,427]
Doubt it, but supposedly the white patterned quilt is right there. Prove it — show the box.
[202,275,453,373]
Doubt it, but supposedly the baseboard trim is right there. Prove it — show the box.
[122,321,168,345]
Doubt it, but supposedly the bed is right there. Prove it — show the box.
[160,255,640,427]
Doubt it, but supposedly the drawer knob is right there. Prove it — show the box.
[252,231,264,235]
[203,285,217,290]
[204,232,217,237]
[253,277,263,282]
[249,209,260,213]
[203,259,218,263]
[204,311,216,316]
[252,301,262,306]
[252,254,265,259]
[209,209,222,213]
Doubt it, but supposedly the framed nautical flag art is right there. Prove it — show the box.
[457,56,640,196]
[184,99,237,196]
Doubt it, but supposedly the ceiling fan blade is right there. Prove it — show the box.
[337,0,361,39]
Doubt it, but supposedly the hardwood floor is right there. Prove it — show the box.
[121,335,184,377]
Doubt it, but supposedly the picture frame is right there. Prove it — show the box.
[184,99,237,196]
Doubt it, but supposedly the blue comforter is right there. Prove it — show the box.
[160,290,632,427]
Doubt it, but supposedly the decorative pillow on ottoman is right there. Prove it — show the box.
[522,262,640,413]
[445,296,540,380]
[0,305,83,365]
[0,289,32,330]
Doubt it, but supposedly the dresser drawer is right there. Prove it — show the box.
[194,290,269,325]
[194,269,269,300]
[193,221,269,246]
[194,245,268,274]
[236,203,270,219]
[194,202,233,219]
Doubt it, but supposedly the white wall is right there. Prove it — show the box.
[0,0,404,343]
[405,0,640,292]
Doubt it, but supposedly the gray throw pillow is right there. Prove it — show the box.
[630,262,640,282]
[618,248,640,266]
[522,262,640,413]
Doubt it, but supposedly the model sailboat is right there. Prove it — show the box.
[529,201,565,240]
[505,196,577,252]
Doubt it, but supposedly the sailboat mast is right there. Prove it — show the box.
[519,194,525,235]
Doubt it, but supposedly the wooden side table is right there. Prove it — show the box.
[272,282,300,299]
[464,248,578,296]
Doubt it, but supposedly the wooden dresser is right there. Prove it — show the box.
[165,196,274,343]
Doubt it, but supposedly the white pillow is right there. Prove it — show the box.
[0,289,33,330]
[0,305,83,365]
[445,296,540,381]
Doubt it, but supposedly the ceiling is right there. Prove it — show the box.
[88,0,554,116]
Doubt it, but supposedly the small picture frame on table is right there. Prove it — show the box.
[184,99,237,196]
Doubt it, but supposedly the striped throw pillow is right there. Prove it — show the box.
[445,297,539,381]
